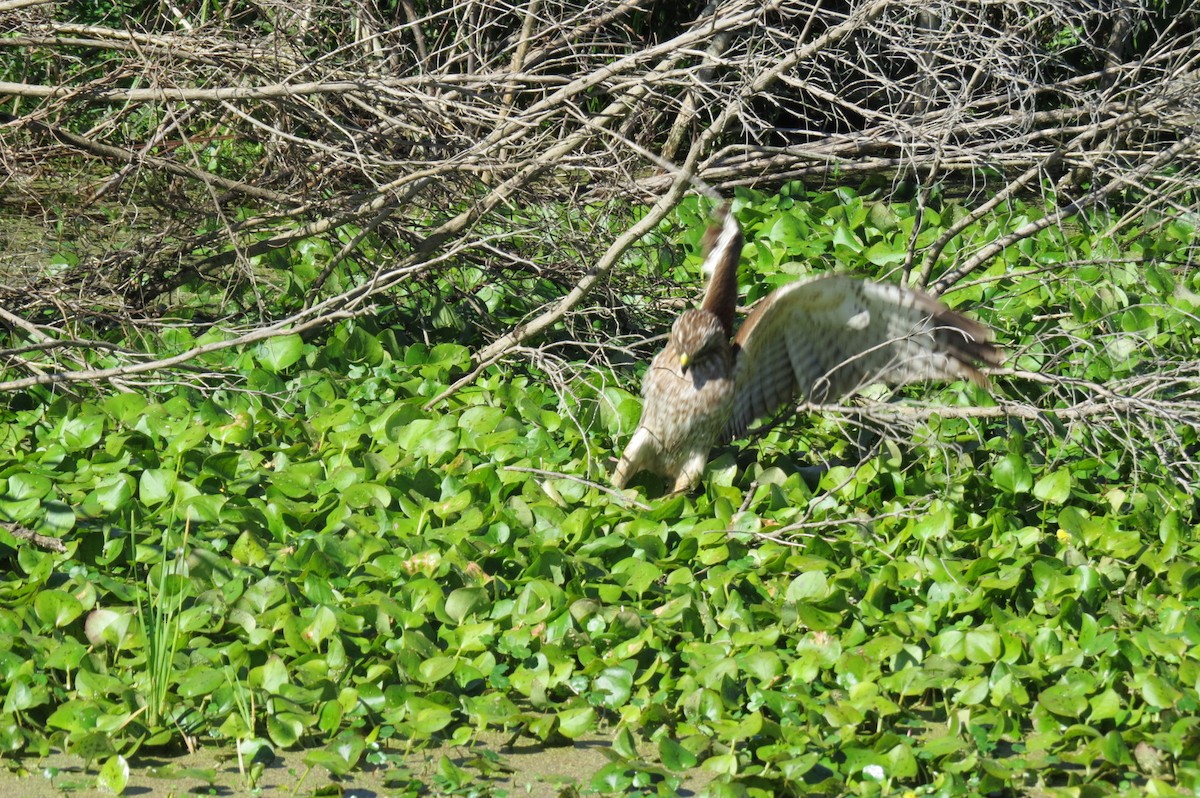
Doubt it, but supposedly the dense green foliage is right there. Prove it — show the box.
[2,188,1200,796]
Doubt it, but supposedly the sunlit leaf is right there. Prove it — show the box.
[256,334,305,373]
[992,453,1033,494]
[1033,469,1071,504]
[34,590,84,629]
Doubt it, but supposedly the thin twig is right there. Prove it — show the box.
[503,466,654,512]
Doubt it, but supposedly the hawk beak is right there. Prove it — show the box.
[679,352,690,371]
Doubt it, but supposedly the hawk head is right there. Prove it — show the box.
[670,309,728,373]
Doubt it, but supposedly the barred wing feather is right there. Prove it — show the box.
[725,276,1001,439]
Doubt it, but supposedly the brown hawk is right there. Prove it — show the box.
[612,205,1002,494]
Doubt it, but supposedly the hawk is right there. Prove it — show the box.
[612,204,1002,494]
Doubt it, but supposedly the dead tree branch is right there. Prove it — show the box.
[0,0,1196,404]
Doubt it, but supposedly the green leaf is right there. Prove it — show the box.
[593,667,633,709]
[138,469,178,505]
[88,473,136,513]
[557,705,596,739]
[659,736,698,771]
[70,731,114,763]
[865,240,907,266]
[1033,469,1071,504]
[417,656,456,684]
[256,334,305,373]
[34,590,84,629]
[303,606,338,646]
[232,530,269,567]
[1133,673,1182,709]
[58,414,104,451]
[786,571,829,602]
[405,696,453,735]
[344,328,384,365]
[992,453,1033,494]
[832,225,864,253]
[177,667,226,699]
[96,754,129,794]
[266,713,304,748]
[84,609,134,648]
[1039,683,1088,718]
[445,588,488,624]
[304,732,365,776]
[767,213,806,246]
[7,473,52,500]
[252,656,290,694]
[964,627,1001,664]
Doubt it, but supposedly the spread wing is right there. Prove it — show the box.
[725,275,1001,439]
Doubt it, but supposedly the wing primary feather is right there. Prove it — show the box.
[725,275,1001,439]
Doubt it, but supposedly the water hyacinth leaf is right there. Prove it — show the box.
[3,678,36,714]
[177,667,226,699]
[266,713,304,748]
[1039,683,1089,718]
[70,731,115,763]
[84,609,135,649]
[167,423,208,455]
[343,482,391,509]
[211,412,254,445]
[1033,469,1072,504]
[58,414,105,451]
[304,731,365,776]
[433,490,470,519]
[96,754,129,794]
[42,500,76,533]
[592,667,633,709]
[703,753,738,776]
[34,590,84,629]
[256,334,305,373]
[993,453,1033,494]
[237,738,276,772]
[0,496,39,523]
[832,225,864,254]
[445,588,488,624]
[231,530,270,567]
[557,705,596,739]
[767,213,806,246]
[404,696,453,735]
[252,656,290,694]
[88,474,136,513]
[7,473,52,500]
[344,327,384,365]
[786,571,829,602]
[138,469,178,505]
[865,240,907,266]
[103,392,149,424]
[417,656,456,684]
[659,736,698,771]
[144,764,216,784]
[181,493,227,523]
[591,761,635,792]
[317,699,344,736]
[965,627,1002,664]
[1133,673,1182,709]
[44,638,88,671]
[882,741,918,779]
[303,606,338,646]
